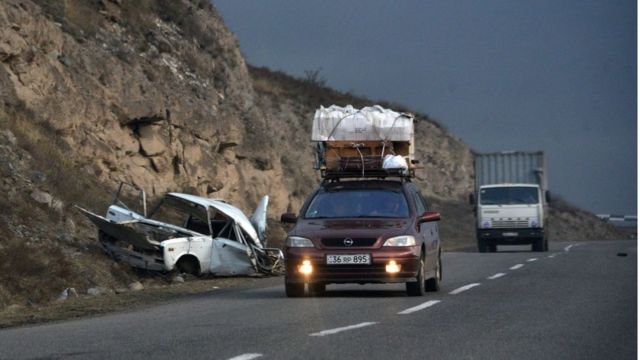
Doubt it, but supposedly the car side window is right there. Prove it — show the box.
[410,189,426,215]
[417,191,430,211]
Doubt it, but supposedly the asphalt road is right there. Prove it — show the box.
[0,240,636,360]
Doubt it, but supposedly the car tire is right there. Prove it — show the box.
[285,281,305,297]
[309,283,326,297]
[406,256,426,296]
[425,252,441,292]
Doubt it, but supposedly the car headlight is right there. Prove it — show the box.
[383,235,416,247]
[286,236,314,248]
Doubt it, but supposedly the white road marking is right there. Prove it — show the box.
[309,322,378,337]
[227,354,263,360]
[564,244,582,252]
[398,300,441,315]
[449,283,481,295]
[526,258,538,262]
[510,264,524,270]
[487,273,506,280]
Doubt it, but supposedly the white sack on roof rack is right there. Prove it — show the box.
[311,105,414,141]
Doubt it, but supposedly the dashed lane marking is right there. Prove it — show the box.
[398,300,441,315]
[309,322,378,337]
[526,258,538,262]
[487,273,506,280]
[449,283,481,295]
[510,264,524,270]
[227,354,263,360]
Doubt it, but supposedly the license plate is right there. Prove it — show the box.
[326,254,371,265]
[503,232,518,237]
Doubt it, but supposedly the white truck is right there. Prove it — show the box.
[470,151,550,252]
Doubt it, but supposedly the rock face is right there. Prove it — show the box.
[0,0,289,214]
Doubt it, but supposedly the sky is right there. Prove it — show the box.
[214,0,637,216]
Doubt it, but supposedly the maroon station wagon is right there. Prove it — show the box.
[280,179,442,297]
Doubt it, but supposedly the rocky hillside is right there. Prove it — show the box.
[0,0,627,308]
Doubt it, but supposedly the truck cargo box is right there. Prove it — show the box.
[474,151,547,194]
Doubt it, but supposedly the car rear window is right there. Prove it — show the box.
[304,189,410,219]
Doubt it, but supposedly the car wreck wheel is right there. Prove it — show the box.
[176,256,199,276]
[285,281,305,297]
[406,256,426,296]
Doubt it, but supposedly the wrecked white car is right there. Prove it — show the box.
[77,184,283,276]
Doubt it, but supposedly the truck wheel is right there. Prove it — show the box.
[285,281,305,297]
[478,238,488,253]
[406,256,426,296]
[532,237,546,252]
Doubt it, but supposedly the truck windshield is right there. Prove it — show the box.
[305,189,410,219]
[480,187,539,205]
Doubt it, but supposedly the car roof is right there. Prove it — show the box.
[166,193,260,244]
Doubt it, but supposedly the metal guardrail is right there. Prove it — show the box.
[596,214,637,222]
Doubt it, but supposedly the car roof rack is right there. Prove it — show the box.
[320,168,414,182]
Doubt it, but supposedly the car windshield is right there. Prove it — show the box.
[480,186,539,205]
[304,189,410,219]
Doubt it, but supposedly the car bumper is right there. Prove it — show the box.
[285,247,421,284]
[477,228,544,244]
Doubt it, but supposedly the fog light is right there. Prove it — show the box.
[298,260,313,275]
[386,260,401,273]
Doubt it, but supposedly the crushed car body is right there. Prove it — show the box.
[77,183,283,276]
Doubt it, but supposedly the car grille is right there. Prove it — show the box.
[321,238,378,247]
[491,220,529,228]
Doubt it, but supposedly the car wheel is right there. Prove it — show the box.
[309,283,326,297]
[425,252,441,292]
[285,281,305,297]
[406,256,426,296]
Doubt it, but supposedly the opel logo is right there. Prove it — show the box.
[343,238,354,246]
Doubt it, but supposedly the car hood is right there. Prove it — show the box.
[292,218,412,240]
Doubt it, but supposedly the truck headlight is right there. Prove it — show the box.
[530,220,538,228]
[383,235,416,247]
[286,236,314,248]
[482,221,491,228]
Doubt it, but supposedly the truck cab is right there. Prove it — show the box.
[473,183,548,252]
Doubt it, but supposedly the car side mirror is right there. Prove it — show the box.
[280,213,298,224]
[545,191,551,203]
[419,211,441,223]
[468,193,475,205]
